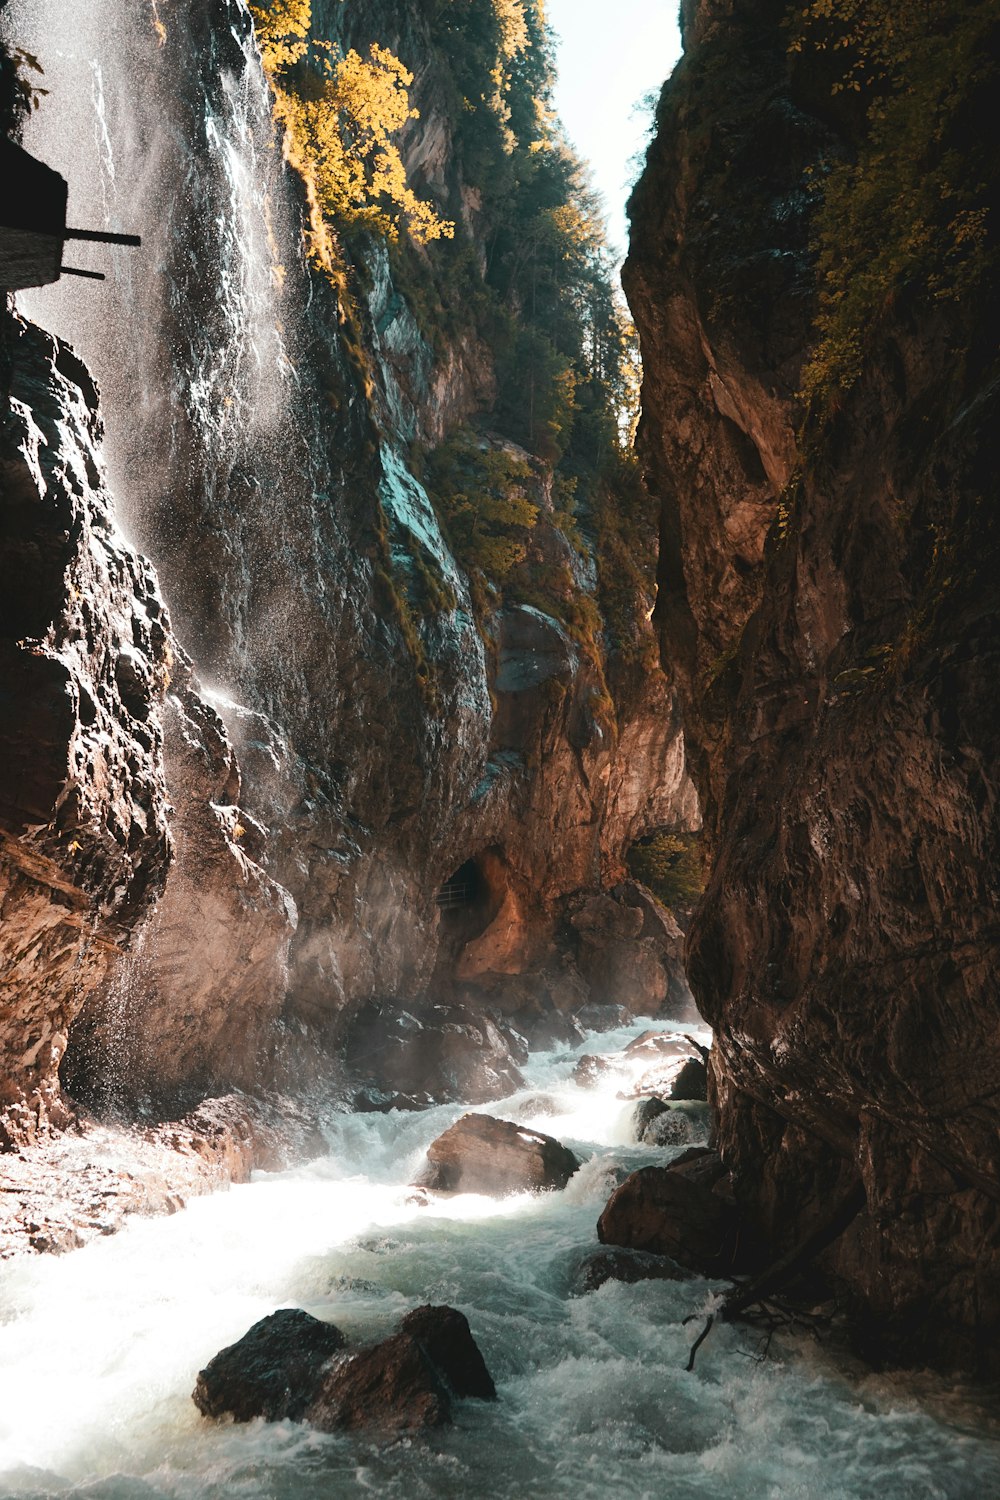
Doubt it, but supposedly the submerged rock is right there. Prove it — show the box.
[192,1309,346,1422]
[631,1096,672,1140]
[597,1164,745,1277]
[573,1245,694,1295]
[415,1112,580,1195]
[572,1054,614,1089]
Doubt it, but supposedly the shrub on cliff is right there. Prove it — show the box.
[249,0,453,260]
[791,0,997,412]
[627,833,705,913]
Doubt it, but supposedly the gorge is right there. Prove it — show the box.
[1,0,999,1494]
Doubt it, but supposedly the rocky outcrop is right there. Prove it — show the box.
[0,1092,323,1256]
[0,314,171,1145]
[627,0,1000,1370]
[416,1112,580,1196]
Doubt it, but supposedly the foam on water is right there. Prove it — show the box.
[1,1017,999,1500]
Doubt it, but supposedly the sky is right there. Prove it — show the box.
[544,0,683,260]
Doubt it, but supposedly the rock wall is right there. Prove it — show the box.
[0,0,697,1135]
[627,0,1000,1371]
[0,312,288,1141]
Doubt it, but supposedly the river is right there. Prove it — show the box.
[1,1017,999,1500]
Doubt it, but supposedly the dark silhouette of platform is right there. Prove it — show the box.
[0,139,140,289]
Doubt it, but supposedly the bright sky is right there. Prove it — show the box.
[544,0,683,259]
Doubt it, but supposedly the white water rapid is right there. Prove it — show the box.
[1,1018,999,1500]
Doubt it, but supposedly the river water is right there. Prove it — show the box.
[1,1017,998,1500]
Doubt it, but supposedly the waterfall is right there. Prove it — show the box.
[5,0,305,680]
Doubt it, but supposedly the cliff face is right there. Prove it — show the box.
[627,0,1000,1371]
[0,0,696,1139]
[0,313,291,1142]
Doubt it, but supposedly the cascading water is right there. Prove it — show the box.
[4,0,315,689]
[1,1018,999,1500]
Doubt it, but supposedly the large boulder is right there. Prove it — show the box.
[597,1164,745,1276]
[192,1309,346,1422]
[305,1333,450,1435]
[399,1305,496,1399]
[416,1113,580,1195]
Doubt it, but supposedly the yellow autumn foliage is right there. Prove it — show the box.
[249,0,453,256]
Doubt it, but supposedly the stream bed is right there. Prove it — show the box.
[1,1017,999,1500]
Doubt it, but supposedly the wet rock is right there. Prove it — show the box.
[670,1058,708,1101]
[305,1332,451,1434]
[573,1245,694,1295]
[574,1003,629,1034]
[0,316,174,1144]
[346,1001,526,1106]
[399,1304,496,1399]
[352,1086,430,1114]
[512,1007,586,1052]
[597,1164,745,1276]
[514,1093,561,1120]
[415,1112,580,1195]
[631,1096,672,1141]
[642,1108,697,1147]
[193,1309,346,1422]
[572,1054,614,1089]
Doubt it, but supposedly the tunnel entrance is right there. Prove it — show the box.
[436,859,483,911]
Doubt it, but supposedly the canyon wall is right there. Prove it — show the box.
[627,0,1000,1372]
[0,0,696,1141]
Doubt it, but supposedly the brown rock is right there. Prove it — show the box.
[627,0,1000,1371]
[416,1112,580,1195]
[597,1165,743,1276]
[193,1309,346,1422]
[399,1304,496,1399]
[305,1333,451,1435]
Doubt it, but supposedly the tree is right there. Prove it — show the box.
[249,1,453,253]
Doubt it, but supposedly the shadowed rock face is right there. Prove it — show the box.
[627,0,1000,1371]
[0,312,297,1139]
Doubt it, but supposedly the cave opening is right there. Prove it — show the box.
[436,858,483,911]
